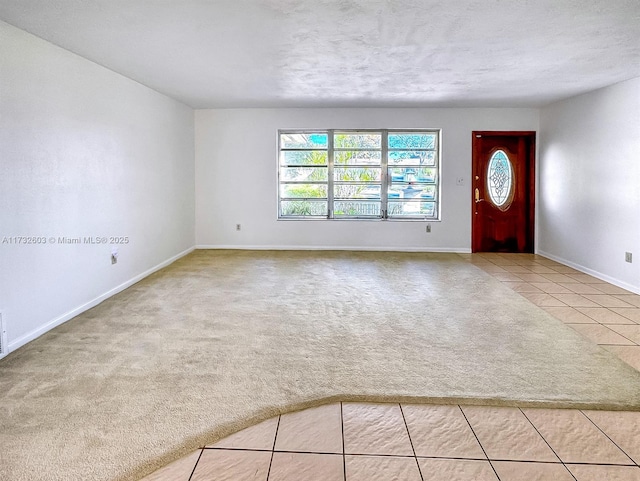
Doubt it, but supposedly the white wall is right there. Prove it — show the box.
[539,77,640,292]
[0,21,195,352]
[195,108,539,251]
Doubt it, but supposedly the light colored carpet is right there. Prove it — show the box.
[1,250,640,481]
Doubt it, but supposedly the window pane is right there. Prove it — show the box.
[388,185,436,200]
[335,184,381,199]
[280,167,328,182]
[280,200,328,216]
[334,133,381,149]
[280,133,328,149]
[388,133,436,149]
[334,201,381,217]
[388,150,436,166]
[388,201,436,217]
[389,168,437,183]
[278,129,440,221]
[335,150,382,165]
[334,167,381,182]
[280,150,327,165]
[280,184,328,198]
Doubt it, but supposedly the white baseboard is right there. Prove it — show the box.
[8,246,195,354]
[537,250,640,295]
[196,244,472,253]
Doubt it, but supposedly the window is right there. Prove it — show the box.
[278,130,440,220]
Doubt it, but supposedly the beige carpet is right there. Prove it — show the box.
[1,250,640,481]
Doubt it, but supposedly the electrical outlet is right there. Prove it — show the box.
[236,224,241,231]
[426,224,431,233]
[625,252,632,263]
[111,248,118,265]
[456,177,464,186]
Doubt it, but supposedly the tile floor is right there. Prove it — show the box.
[468,253,640,372]
[143,402,640,481]
[142,254,640,481]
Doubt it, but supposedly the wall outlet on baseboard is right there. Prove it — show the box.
[625,252,632,263]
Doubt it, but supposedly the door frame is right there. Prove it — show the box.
[471,131,536,253]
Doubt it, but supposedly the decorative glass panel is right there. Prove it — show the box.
[487,150,513,209]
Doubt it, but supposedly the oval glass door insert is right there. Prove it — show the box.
[487,150,514,210]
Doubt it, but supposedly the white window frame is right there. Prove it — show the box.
[278,129,440,220]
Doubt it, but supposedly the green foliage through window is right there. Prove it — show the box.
[279,130,440,220]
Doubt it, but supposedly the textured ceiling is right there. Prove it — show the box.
[1,0,639,108]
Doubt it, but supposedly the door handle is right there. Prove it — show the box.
[475,188,484,203]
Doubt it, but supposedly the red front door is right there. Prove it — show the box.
[472,132,535,253]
